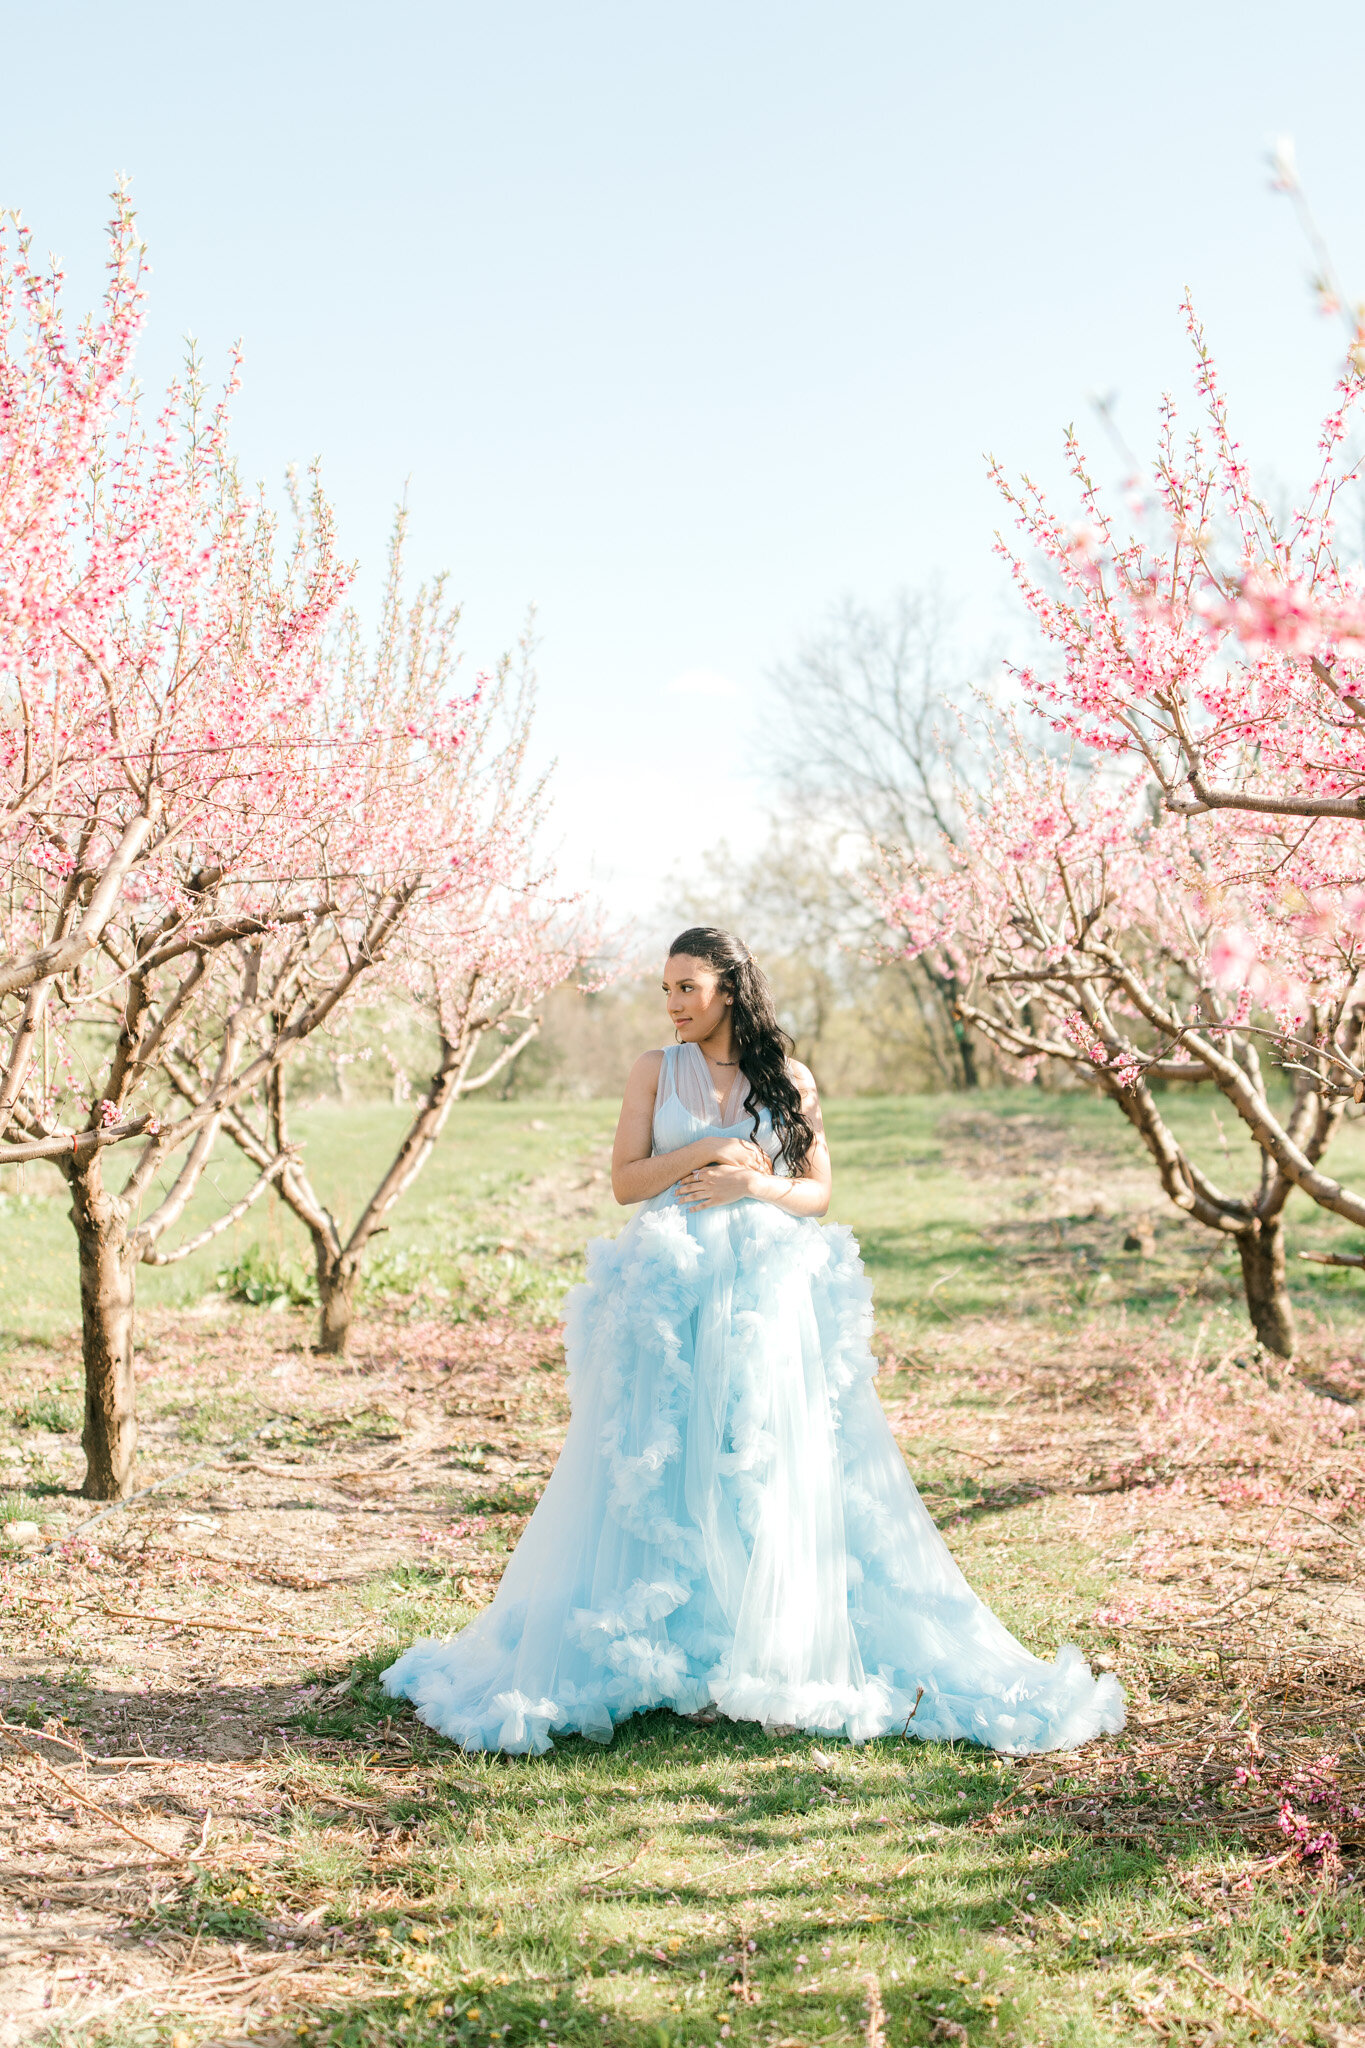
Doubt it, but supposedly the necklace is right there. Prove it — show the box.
[706,1054,739,1066]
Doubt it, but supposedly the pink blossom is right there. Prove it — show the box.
[992,295,1365,842]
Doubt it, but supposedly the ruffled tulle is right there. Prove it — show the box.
[382,1059,1124,1756]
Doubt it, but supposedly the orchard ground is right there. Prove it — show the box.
[0,1090,1362,2047]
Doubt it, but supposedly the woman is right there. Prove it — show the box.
[383,927,1123,1755]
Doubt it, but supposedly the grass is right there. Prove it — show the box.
[5,1083,1365,1347]
[824,1086,1365,1336]
[0,1095,619,1341]
[96,1670,1362,2048]
[0,1086,1362,2045]
[149,1718,1334,2044]
[0,1486,47,1525]
[10,1388,79,1433]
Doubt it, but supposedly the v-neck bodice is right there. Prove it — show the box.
[650,1042,782,1165]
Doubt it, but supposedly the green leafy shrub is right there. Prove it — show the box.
[359,1245,437,1303]
[214,1244,317,1310]
[359,1235,566,1323]
[0,1489,46,1525]
[11,1391,78,1433]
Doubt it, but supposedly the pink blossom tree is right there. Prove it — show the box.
[956,280,1365,1297]
[0,190,173,1134]
[220,892,583,1355]
[0,195,488,1497]
[880,754,1365,1355]
[992,300,1365,834]
[185,552,586,1355]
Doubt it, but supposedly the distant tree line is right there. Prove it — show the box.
[504,591,1000,1101]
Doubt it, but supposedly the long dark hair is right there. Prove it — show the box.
[668,926,817,1177]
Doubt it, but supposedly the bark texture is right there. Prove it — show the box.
[69,1162,138,1498]
[1236,1218,1296,1359]
[315,1259,359,1357]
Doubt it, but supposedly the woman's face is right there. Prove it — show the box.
[663,954,730,1044]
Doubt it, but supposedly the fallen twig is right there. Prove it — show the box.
[306,1791,388,1816]
[912,1440,998,1465]
[90,1756,198,1770]
[1179,1953,1309,2046]
[579,1837,654,1891]
[1121,1986,1174,2039]
[98,1603,344,1643]
[864,1971,887,2047]
[1276,1500,1364,1550]
[0,1722,190,1866]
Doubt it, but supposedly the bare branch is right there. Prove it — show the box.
[141,1150,293,1265]
[0,810,157,1000]
[0,1116,155,1167]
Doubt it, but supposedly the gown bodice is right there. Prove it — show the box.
[651,1041,785,1172]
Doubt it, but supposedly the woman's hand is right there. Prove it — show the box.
[707,1135,772,1172]
[675,1143,771,1212]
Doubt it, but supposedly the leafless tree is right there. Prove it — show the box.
[769,590,977,849]
[764,591,993,1088]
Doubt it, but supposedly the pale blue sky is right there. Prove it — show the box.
[4,1,1363,920]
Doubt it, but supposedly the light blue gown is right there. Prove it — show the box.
[382,1044,1124,1756]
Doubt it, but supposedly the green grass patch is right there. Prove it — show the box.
[4,1087,1365,1355]
[0,1486,48,1524]
[121,1706,1363,2046]
[10,1388,79,1432]
[5,1086,1364,2044]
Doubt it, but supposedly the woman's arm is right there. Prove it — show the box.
[610,1052,771,1206]
[675,1059,832,1216]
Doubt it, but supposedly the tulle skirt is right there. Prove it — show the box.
[382,1198,1124,1756]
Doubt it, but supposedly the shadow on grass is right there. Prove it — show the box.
[26,1669,1345,2047]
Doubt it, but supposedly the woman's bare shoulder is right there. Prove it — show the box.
[786,1056,818,1093]
[627,1048,668,1083]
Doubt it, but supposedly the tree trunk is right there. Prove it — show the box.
[69,1161,139,1498]
[315,1256,358,1357]
[951,1009,980,1091]
[920,961,980,1091]
[1237,1218,1296,1358]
